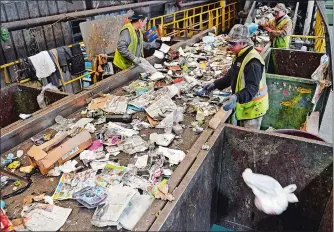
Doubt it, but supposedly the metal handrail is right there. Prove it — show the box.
[148,2,237,38]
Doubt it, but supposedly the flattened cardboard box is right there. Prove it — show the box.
[27,130,92,175]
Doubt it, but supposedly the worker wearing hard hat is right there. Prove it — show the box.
[203,24,269,130]
[259,3,292,48]
[114,13,159,71]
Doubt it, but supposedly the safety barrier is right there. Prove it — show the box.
[290,10,326,53]
[0,41,90,88]
[147,1,238,37]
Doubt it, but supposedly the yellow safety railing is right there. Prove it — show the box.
[314,10,326,53]
[0,41,90,87]
[147,1,238,38]
[290,10,326,53]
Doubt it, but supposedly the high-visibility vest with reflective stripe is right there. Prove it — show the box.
[270,16,291,48]
[235,47,269,120]
[114,23,144,70]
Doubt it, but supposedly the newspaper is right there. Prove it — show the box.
[52,169,96,200]
[95,163,129,188]
[91,186,137,227]
[104,96,128,114]
[145,97,177,119]
[21,203,72,231]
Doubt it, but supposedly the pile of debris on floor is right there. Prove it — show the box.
[0,33,233,231]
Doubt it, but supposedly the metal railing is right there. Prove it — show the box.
[147,1,238,38]
[0,41,89,88]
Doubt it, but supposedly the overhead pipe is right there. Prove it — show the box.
[2,1,166,31]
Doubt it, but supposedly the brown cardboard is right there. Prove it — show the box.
[87,95,113,110]
[27,130,92,175]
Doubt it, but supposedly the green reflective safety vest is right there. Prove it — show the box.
[272,16,291,48]
[235,47,269,120]
[114,23,144,70]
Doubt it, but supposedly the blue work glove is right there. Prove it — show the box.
[203,82,215,92]
[222,94,237,111]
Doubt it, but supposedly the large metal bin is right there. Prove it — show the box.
[265,49,324,79]
[136,124,333,232]
[0,84,69,129]
[259,48,325,130]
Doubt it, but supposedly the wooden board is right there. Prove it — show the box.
[15,1,29,20]
[209,108,232,129]
[30,26,48,52]
[11,30,28,58]
[43,25,56,50]
[56,1,69,14]
[37,1,50,17]
[3,2,19,22]
[61,22,73,45]
[53,23,65,47]
[47,1,59,15]
[27,1,40,18]
[79,12,132,59]
[0,4,7,22]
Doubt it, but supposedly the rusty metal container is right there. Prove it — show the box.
[0,84,68,128]
[138,125,333,232]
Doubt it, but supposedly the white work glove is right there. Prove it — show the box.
[133,57,141,65]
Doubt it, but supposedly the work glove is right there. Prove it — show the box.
[133,57,141,65]
[264,27,273,33]
[203,82,215,92]
[150,40,160,49]
[222,94,237,111]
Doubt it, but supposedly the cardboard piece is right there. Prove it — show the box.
[27,130,92,175]
[88,95,113,110]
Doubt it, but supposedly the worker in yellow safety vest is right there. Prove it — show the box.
[203,24,269,130]
[114,13,159,71]
[259,3,292,48]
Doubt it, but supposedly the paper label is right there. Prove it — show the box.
[62,146,79,160]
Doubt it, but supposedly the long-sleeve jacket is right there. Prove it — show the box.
[265,15,292,41]
[213,46,264,104]
[117,28,152,62]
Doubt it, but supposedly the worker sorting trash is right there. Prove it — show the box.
[258,3,292,48]
[0,1,332,231]
[114,13,160,71]
[203,24,269,130]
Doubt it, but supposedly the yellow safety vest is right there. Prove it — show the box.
[114,23,144,70]
[235,47,269,120]
[269,16,291,48]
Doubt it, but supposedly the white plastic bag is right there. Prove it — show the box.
[242,168,298,215]
[37,83,59,109]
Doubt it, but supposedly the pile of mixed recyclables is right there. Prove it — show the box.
[1,33,234,231]
[247,5,273,47]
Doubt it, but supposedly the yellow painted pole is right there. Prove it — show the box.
[314,10,326,52]
[63,71,94,85]
[290,35,325,39]
[3,67,10,84]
